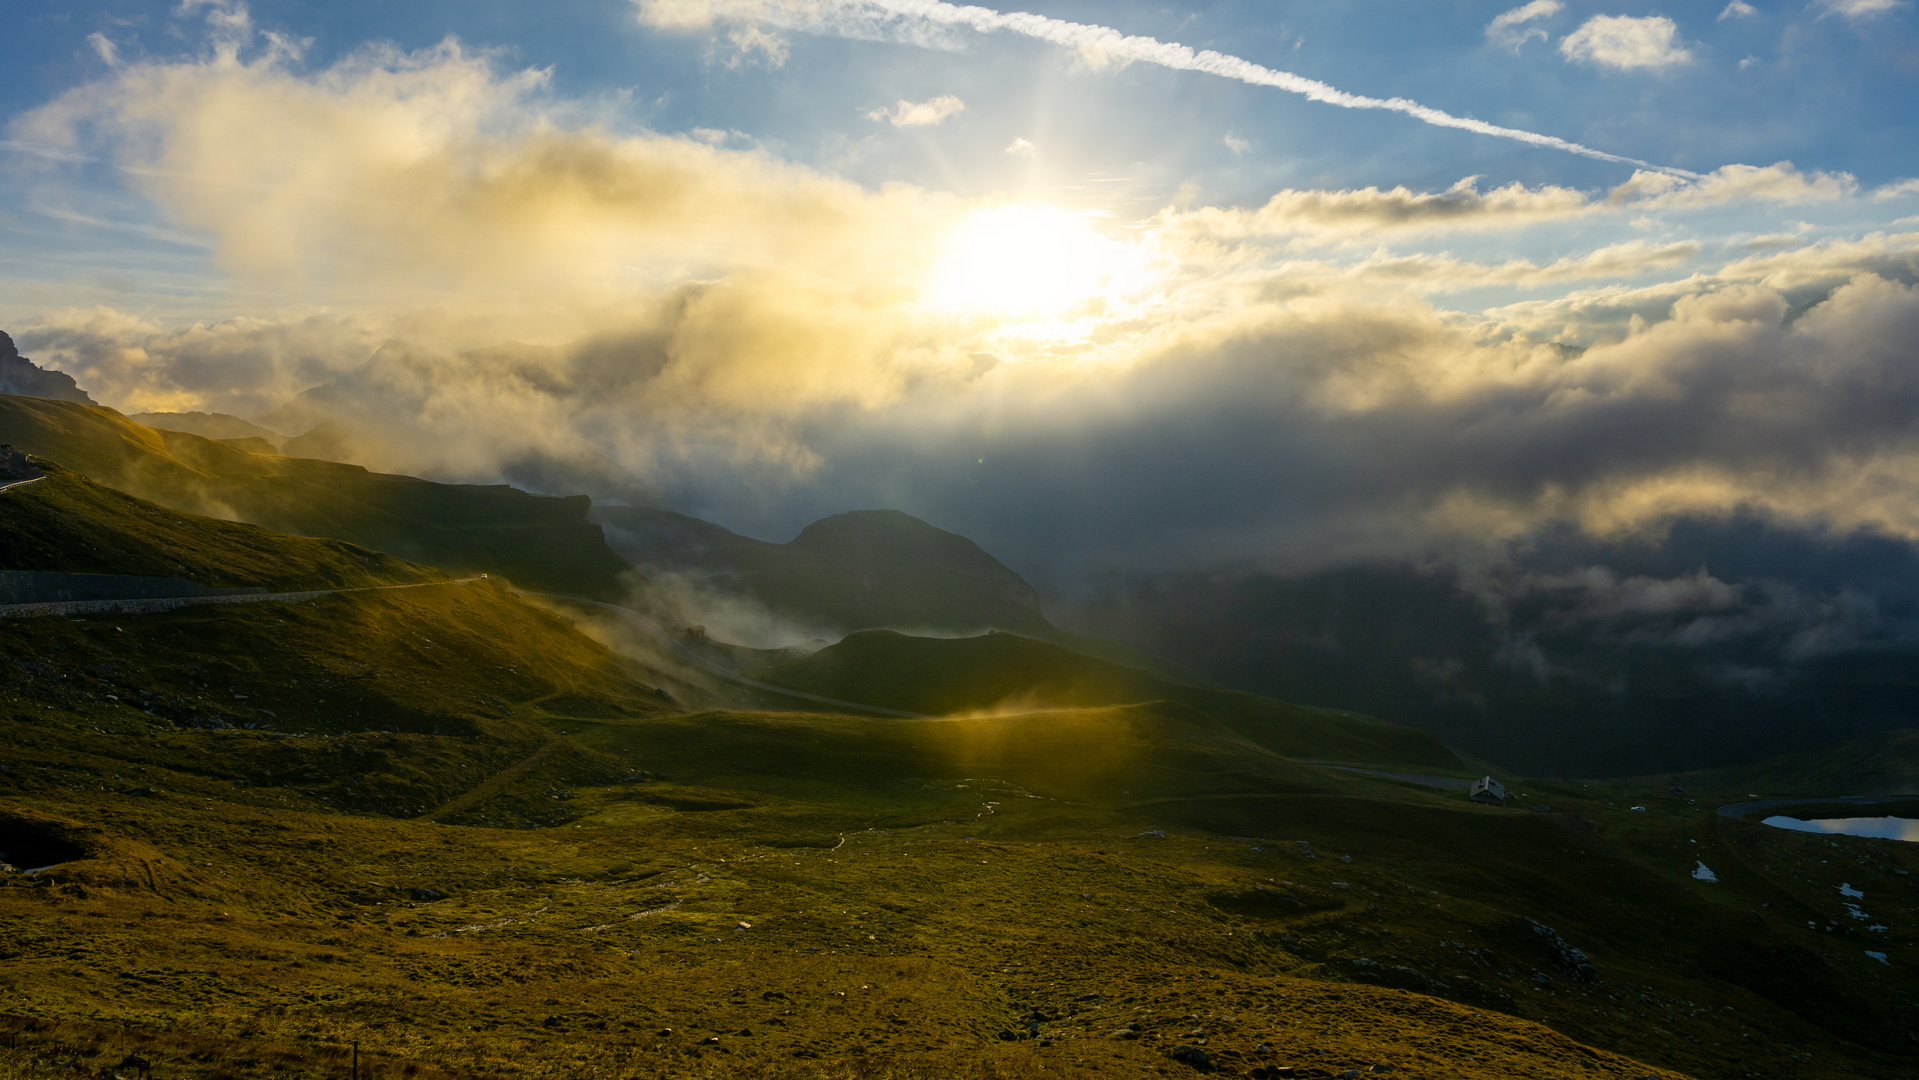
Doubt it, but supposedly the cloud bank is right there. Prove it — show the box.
[9,7,1919,606]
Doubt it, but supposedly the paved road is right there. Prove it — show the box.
[524,593,932,720]
[0,576,484,619]
[1717,794,1916,820]
[0,474,45,495]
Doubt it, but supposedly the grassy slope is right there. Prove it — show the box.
[0,464,437,590]
[0,396,631,597]
[603,504,1204,682]
[5,692,1914,1080]
[0,444,1912,1080]
[602,507,1055,637]
[0,580,675,825]
[756,630,1463,771]
[1656,728,1919,797]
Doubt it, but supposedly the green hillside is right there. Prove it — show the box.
[129,410,285,446]
[600,506,1052,633]
[0,463,435,591]
[0,459,679,825]
[1657,728,1919,797]
[600,504,1204,679]
[0,396,632,597]
[756,629,1465,771]
[0,414,1912,1080]
[7,683,1914,1080]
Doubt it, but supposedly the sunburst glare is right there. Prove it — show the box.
[925,205,1134,322]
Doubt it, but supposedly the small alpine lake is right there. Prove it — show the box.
[1761,815,1919,842]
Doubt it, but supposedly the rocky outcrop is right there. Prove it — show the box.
[0,332,94,404]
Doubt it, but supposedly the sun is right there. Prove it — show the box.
[925,204,1123,320]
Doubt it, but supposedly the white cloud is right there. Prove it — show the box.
[1486,1,1564,50]
[1560,15,1693,70]
[1816,0,1907,18]
[87,33,121,67]
[1164,177,1599,239]
[1718,2,1758,19]
[1611,162,1857,208]
[864,93,965,127]
[1003,136,1036,157]
[725,23,790,66]
[1222,132,1249,155]
[1874,178,1919,200]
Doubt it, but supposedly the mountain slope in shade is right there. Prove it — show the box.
[0,396,632,598]
[0,331,94,405]
[598,503,1201,678]
[598,505,1050,635]
[756,627,1464,771]
[130,410,285,446]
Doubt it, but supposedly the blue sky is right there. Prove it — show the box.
[2,1,1918,604]
[5,0,1916,317]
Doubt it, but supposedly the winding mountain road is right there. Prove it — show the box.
[0,576,485,619]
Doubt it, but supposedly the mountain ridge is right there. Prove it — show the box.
[0,396,632,597]
[0,331,94,405]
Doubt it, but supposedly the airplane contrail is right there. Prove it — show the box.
[646,0,1703,179]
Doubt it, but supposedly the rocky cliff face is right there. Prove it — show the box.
[0,332,95,405]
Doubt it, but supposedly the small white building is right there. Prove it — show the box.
[1469,776,1508,805]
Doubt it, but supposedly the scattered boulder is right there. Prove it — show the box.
[409,887,443,902]
[1168,1046,1213,1070]
[1137,830,1167,838]
[1522,917,1597,981]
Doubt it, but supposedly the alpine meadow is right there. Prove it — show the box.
[3,4,1918,1080]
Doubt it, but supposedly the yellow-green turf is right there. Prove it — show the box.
[0,399,629,597]
[2,455,1915,1080]
[0,465,436,592]
[4,598,1916,1080]
[751,631,1462,772]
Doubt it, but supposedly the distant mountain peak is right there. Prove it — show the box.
[0,331,95,405]
[595,504,1045,635]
